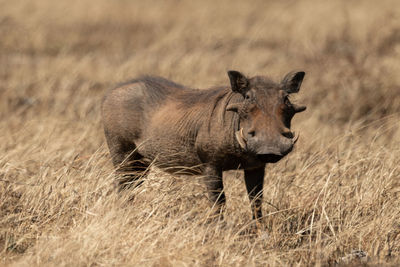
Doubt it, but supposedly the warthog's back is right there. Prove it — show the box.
[102,77,187,143]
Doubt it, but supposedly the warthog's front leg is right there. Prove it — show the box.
[203,166,225,215]
[244,167,264,221]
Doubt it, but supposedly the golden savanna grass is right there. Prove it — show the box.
[1,0,400,265]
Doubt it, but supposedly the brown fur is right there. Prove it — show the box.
[102,71,306,221]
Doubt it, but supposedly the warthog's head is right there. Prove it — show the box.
[226,70,306,163]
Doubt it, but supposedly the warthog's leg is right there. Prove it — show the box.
[115,155,150,190]
[105,130,149,190]
[203,166,225,215]
[244,167,264,221]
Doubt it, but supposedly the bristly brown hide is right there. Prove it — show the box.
[102,71,306,222]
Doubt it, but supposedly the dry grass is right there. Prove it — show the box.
[1,0,400,265]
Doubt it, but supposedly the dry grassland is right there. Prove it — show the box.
[1,0,400,265]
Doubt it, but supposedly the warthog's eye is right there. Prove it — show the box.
[245,91,252,100]
[245,90,256,102]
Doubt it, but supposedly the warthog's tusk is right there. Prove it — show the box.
[235,127,247,149]
[293,132,300,144]
[240,128,247,141]
[293,104,307,113]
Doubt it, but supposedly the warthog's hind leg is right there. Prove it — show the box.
[203,166,225,217]
[105,130,150,191]
[115,156,150,190]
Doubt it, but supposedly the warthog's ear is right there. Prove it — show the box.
[227,70,249,95]
[281,71,305,93]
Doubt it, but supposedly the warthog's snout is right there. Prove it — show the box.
[236,126,301,162]
[255,134,299,163]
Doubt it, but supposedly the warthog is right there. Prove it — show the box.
[102,70,306,220]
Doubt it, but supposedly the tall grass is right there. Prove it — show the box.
[1,0,399,265]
